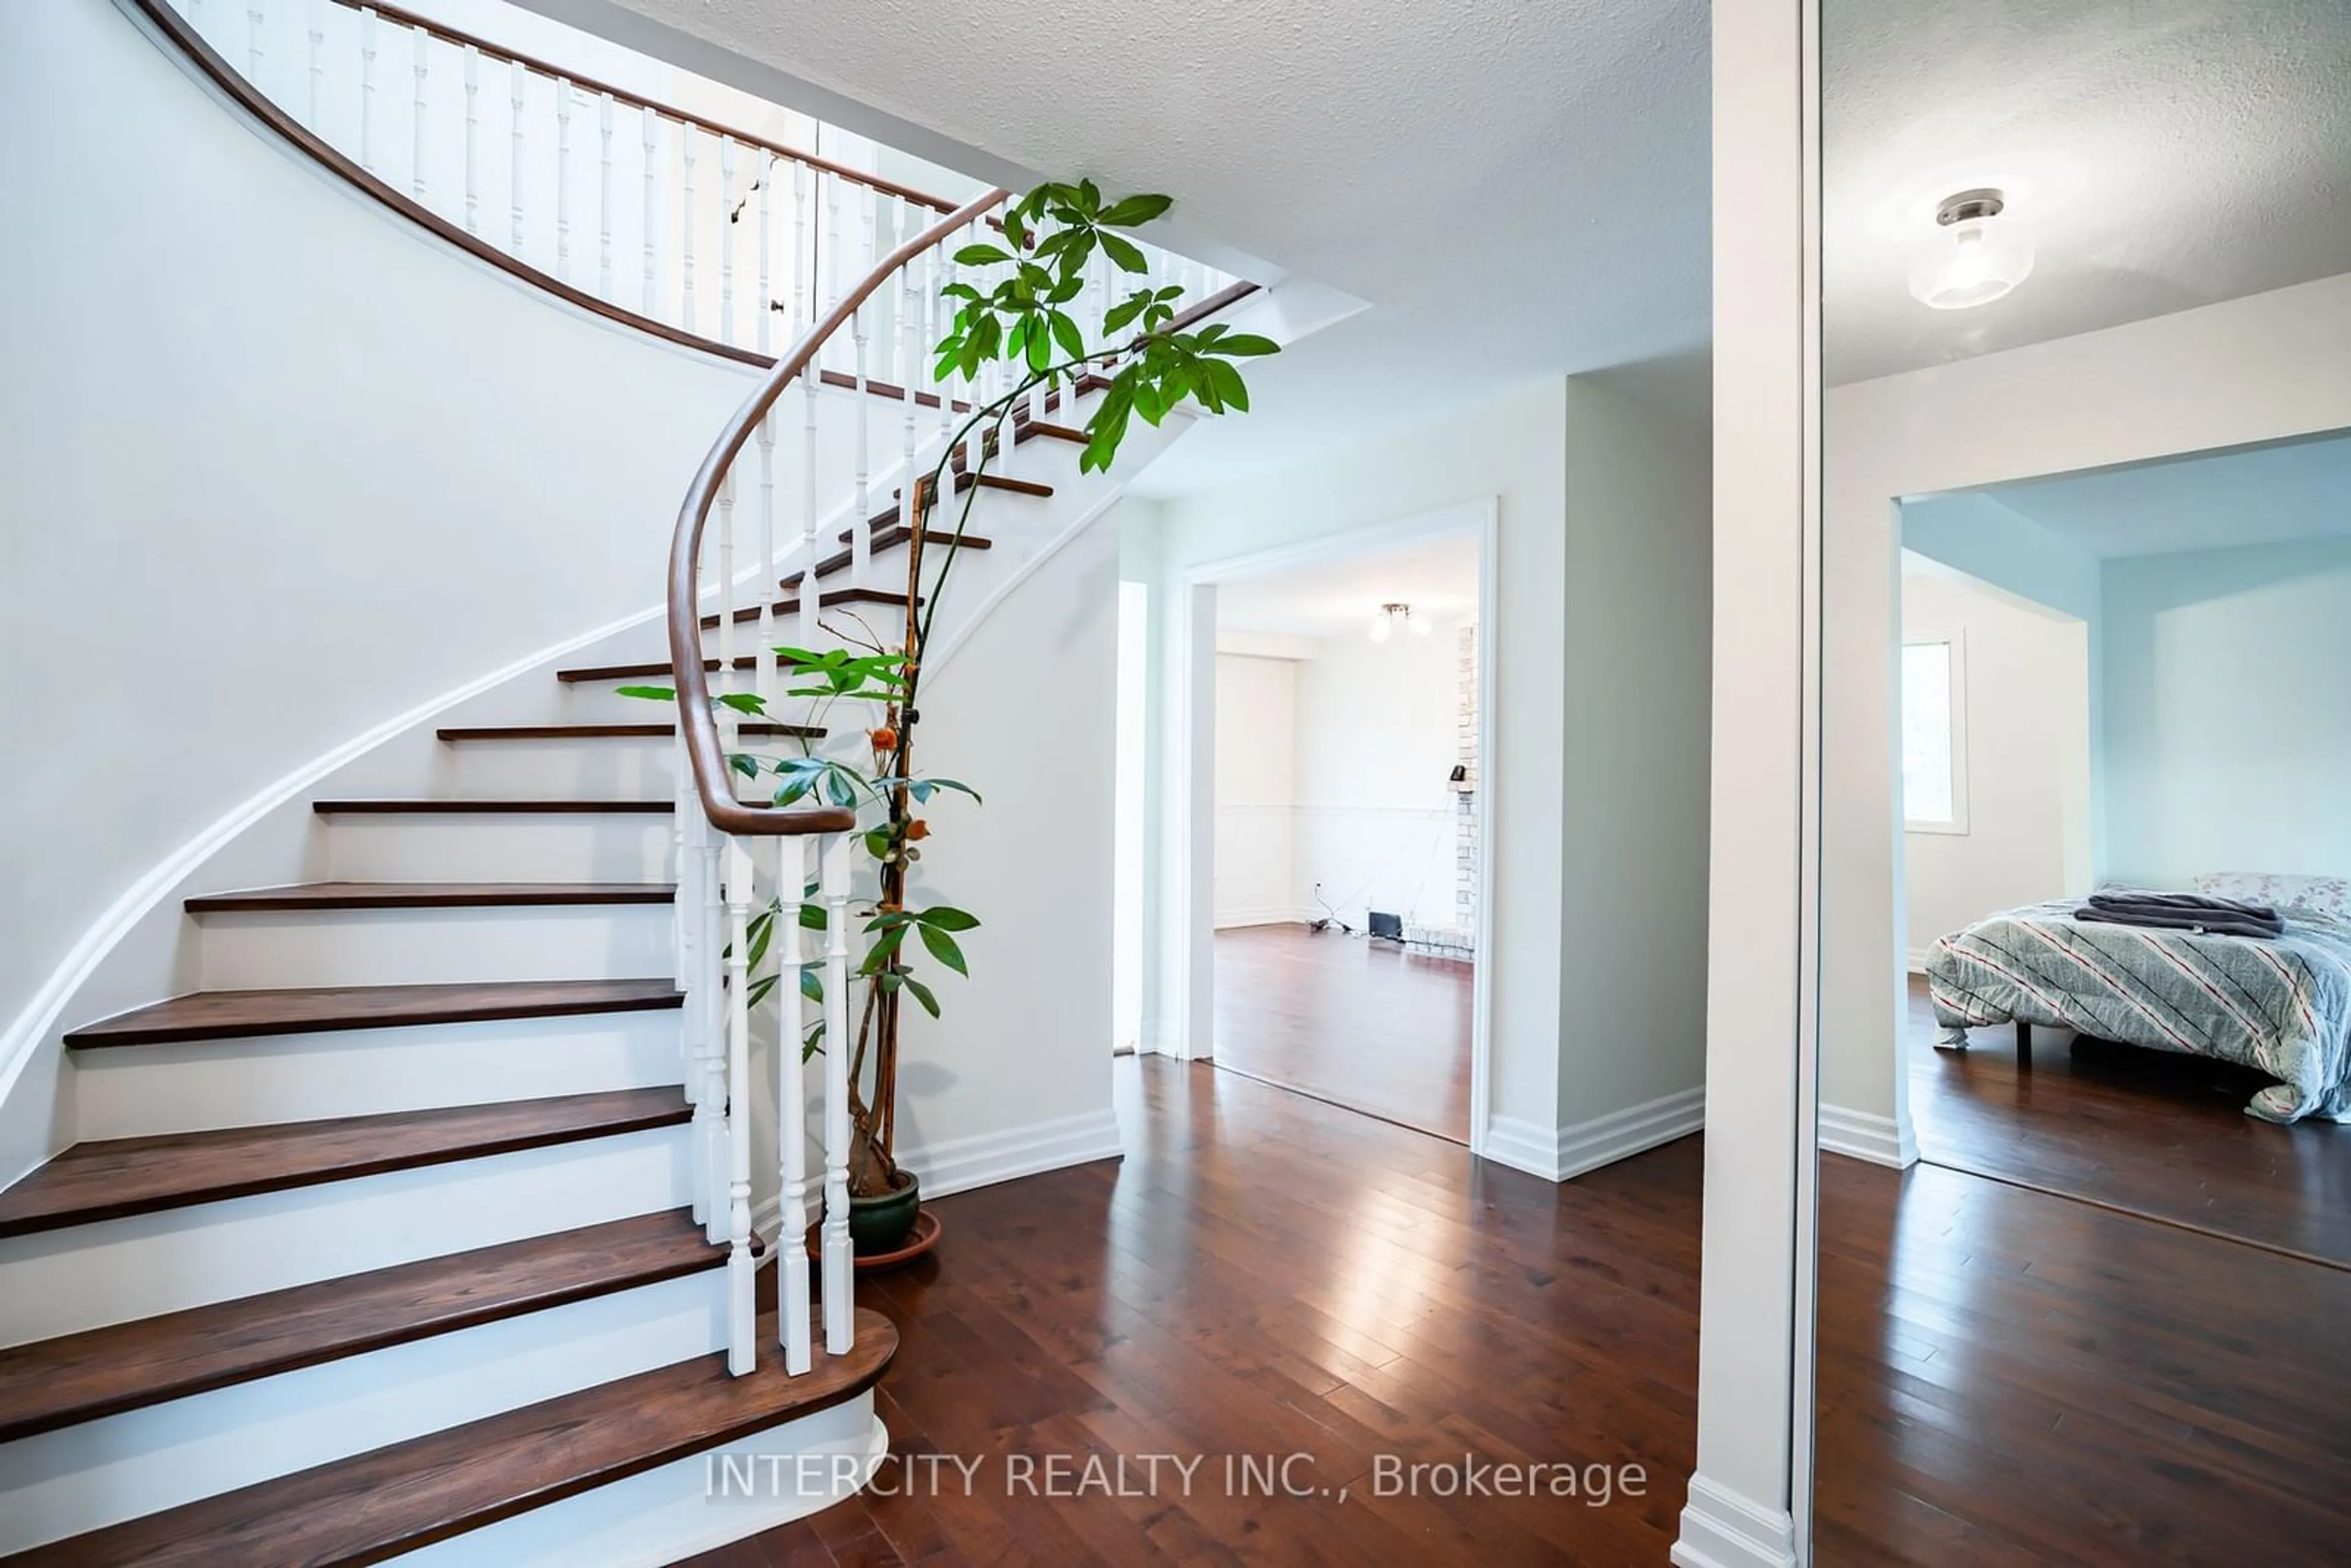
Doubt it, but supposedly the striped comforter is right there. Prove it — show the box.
[1925,898,2351,1123]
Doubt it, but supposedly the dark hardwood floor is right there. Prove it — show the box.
[1907,975,2351,1266]
[1211,923,1473,1144]
[689,1057,2351,1567]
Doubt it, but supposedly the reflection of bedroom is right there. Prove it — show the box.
[1894,429,2351,1254]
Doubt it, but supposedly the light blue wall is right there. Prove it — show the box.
[1901,493,2109,877]
[2102,538,2351,887]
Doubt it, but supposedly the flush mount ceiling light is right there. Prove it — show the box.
[1367,602,1429,642]
[1907,188,2034,310]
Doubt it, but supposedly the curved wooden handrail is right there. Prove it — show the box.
[667,187,1013,837]
[126,0,950,371]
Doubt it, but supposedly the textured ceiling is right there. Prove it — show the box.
[521,0,1710,496]
[1977,428,2351,559]
[1215,533,1481,639]
[1826,0,2351,385]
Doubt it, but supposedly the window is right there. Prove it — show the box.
[1901,637,1968,833]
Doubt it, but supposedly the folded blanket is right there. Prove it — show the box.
[2076,890,2284,940]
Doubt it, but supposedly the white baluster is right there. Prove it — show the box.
[789,160,809,340]
[800,328,820,650]
[723,834,756,1376]
[757,412,778,708]
[716,467,739,724]
[755,155,773,357]
[696,819,726,1245]
[680,126,698,333]
[508,60,525,252]
[820,831,854,1354]
[598,94,615,300]
[935,236,958,454]
[822,170,842,358]
[409,27,427,203]
[850,183,875,586]
[554,80,573,283]
[358,9,377,172]
[719,137,740,346]
[674,730,699,1114]
[460,46,479,233]
[305,0,323,128]
[777,835,812,1374]
[642,109,661,319]
[899,200,921,549]
[246,4,263,81]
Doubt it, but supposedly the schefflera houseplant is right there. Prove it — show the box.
[630,182,1277,1256]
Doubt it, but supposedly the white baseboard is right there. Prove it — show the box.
[1212,907,1311,929]
[1819,1102,1918,1168]
[1482,1086,1704,1184]
[752,1108,1124,1248]
[1671,1474,1797,1568]
[1906,947,1932,975]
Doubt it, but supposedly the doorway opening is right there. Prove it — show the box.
[1177,511,1494,1147]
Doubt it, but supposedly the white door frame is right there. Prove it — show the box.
[1168,498,1499,1158]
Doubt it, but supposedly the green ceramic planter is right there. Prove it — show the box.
[848,1170,921,1256]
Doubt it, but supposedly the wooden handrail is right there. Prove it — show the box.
[347,0,960,214]
[667,188,1013,837]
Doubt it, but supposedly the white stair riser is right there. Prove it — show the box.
[197,902,675,989]
[327,814,675,882]
[0,1125,691,1345]
[389,1403,883,1568]
[0,1270,728,1556]
[431,735,686,798]
[73,1011,685,1141]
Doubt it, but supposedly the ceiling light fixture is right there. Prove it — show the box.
[1907,187,2033,311]
[1367,602,1428,642]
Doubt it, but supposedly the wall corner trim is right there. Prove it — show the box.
[1483,1086,1704,1184]
[1672,1474,1799,1568]
[1818,1102,1919,1169]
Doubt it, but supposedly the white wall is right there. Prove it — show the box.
[2103,537,2351,886]
[1900,563,2093,962]
[0,0,765,1168]
[1556,376,1713,1131]
[1212,653,1299,926]
[1290,614,1464,931]
[1821,270,2351,1138]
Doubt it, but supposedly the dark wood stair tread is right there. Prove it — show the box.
[796,525,994,585]
[186,882,674,913]
[0,1209,720,1444]
[0,1307,894,1566]
[437,721,821,741]
[702,585,913,630]
[0,1089,689,1239]
[313,798,673,814]
[64,978,683,1049]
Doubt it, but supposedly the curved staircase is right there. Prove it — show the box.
[0,0,1253,1561]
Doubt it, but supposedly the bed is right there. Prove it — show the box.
[1924,879,2351,1124]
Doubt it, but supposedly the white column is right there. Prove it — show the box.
[680,126,698,333]
[776,835,814,1375]
[757,413,779,708]
[673,727,699,1114]
[723,835,757,1376]
[789,160,810,340]
[849,183,875,587]
[819,831,855,1353]
[696,819,726,1246]
[756,155,774,357]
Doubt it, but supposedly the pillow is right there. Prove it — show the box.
[2194,872,2350,918]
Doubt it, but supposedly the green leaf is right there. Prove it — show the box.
[901,972,941,1018]
[1210,332,1281,358]
[1098,231,1148,274]
[800,963,823,1002]
[917,923,967,975]
[730,752,759,779]
[1098,193,1174,228]
[715,691,767,715]
[615,685,677,703]
[1206,358,1251,412]
[915,905,980,931]
[1049,310,1085,362]
[799,901,827,931]
[1025,320,1052,372]
[954,243,1011,266]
